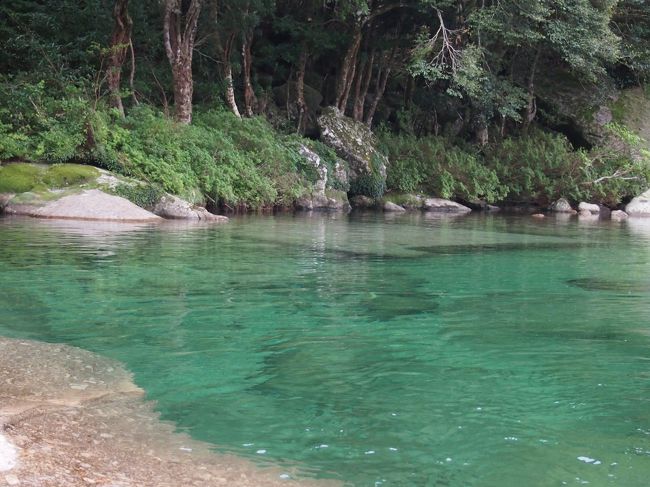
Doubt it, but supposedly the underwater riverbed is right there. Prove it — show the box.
[1,213,650,486]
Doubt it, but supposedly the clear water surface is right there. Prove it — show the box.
[1,213,650,486]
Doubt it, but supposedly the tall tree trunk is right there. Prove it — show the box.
[365,50,395,127]
[335,27,362,113]
[523,47,541,132]
[295,43,308,134]
[242,32,257,117]
[163,0,202,124]
[107,0,132,116]
[352,50,374,122]
[221,33,242,118]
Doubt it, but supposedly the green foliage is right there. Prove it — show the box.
[380,132,505,203]
[0,79,91,163]
[486,129,650,206]
[349,172,386,199]
[88,105,312,209]
[112,183,165,210]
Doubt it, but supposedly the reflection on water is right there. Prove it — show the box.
[1,213,650,486]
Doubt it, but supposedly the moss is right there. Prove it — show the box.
[0,163,44,193]
[42,164,99,188]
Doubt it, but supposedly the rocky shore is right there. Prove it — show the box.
[0,337,338,487]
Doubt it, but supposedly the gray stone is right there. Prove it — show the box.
[153,195,228,222]
[625,189,650,216]
[423,198,471,213]
[550,198,573,213]
[531,213,546,219]
[383,201,406,212]
[611,210,629,221]
[317,106,387,188]
[578,202,600,214]
[298,144,328,197]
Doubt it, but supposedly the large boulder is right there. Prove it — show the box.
[578,202,600,214]
[423,198,471,213]
[625,189,650,216]
[317,106,388,196]
[4,189,162,222]
[153,195,228,222]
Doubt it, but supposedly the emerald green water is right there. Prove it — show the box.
[1,213,650,486]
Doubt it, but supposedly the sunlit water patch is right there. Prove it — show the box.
[1,213,650,486]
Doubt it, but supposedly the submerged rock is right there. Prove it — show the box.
[611,210,629,221]
[153,194,228,222]
[550,198,574,213]
[423,198,471,213]
[0,337,336,487]
[625,189,650,216]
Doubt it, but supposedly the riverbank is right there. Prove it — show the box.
[0,337,338,487]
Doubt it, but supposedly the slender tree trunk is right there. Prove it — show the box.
[221,33,242,118]
[242,32,257,117]
[107,0,132,116]
[163,0,202,124]
[295,43,308,133]
[365,50,395,127]
[171,56,193,125]
[352,50,374,122]
[335,27,362,113]
[523,47,541,132]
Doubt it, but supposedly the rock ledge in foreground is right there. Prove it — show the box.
[5,189,162,222]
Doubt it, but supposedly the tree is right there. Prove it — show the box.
[163,0,202,124]
[106,0,133,116]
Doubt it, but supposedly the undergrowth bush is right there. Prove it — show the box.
[486,129,650,206]
[112,182,165,210]
[379,132,505,202]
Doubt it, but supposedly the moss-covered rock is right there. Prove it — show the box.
[317,106,388,198]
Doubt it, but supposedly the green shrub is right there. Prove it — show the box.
[112,183,165,209]
[380,132,505,202]
[349,171,386,199]
[485,128,650,206]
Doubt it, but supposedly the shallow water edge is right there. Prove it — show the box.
[0,336,339,487]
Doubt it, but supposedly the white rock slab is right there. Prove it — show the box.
[0,434,18,472]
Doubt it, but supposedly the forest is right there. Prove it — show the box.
[1,0,649,210]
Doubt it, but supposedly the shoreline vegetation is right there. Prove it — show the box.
[0,336,339,487]
[1,2,650,221]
